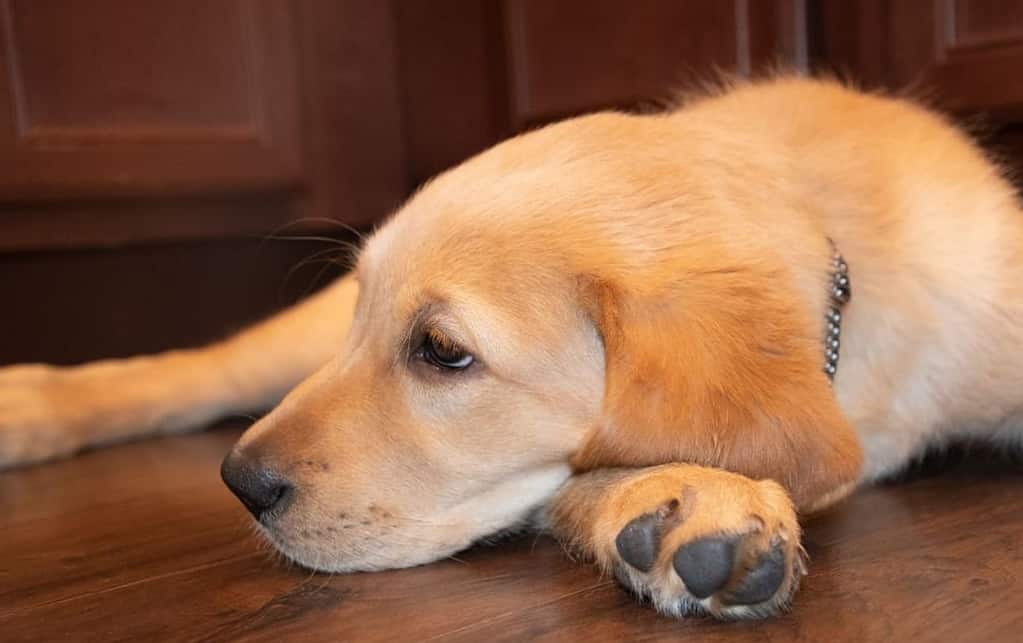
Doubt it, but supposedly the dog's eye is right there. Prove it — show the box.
[417,331,474,371]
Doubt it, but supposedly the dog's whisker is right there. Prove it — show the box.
[264,233,363,250]
[285,246,348,275]
[300,254,351,300]
[264,217,367,242]
[278,248,349,298]
[258,218,366,254]
[226,412,261,424]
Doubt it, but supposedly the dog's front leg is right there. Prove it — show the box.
[545,464,806,620]
[0,274,359,469]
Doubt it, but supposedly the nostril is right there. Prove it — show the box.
[220,450,295,523]
[249,480,293,523]
[265,482,295,518]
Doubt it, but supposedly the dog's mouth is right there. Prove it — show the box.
[251,486,555,574]
[227,450,574,573]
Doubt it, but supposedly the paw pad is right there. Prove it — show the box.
[672,536,738,598]
[613,509,795,613]
[724,541,786,606]
[615,512,662,572]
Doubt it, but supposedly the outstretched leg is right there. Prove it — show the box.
[546,464,806,620]
[0,274,359,469]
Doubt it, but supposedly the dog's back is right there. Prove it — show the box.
[677,78,1023,478]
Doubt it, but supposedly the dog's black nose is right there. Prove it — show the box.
[220,450,294,522]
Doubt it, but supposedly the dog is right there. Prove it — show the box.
[1,76,1021,620]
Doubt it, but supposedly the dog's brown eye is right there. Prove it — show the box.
[417,332,474,371]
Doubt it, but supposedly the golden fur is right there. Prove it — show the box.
[1,77,1021,619]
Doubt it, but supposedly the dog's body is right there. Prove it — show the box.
[2,77,1021,619]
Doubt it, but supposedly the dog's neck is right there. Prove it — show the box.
[823,239,850,382]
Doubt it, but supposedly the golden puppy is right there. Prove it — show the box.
[2,77,1021,620]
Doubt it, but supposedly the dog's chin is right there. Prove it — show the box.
[254,519,509,574]
[253,465,572,573]
[256,526,466,573]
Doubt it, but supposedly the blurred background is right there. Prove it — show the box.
[1,0,1021,366]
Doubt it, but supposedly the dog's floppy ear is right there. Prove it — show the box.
[573,261,862,510]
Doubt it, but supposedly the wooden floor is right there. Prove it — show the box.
[1,423,1022,642]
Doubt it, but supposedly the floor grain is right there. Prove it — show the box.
[1,424,1021,642]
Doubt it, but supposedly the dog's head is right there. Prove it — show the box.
[222,112,860,571]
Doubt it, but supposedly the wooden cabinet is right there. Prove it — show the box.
[0,0,302,201]
[503,0,808,126]
[0,0,405,251]
[0,1,408,363]
[816,0,1023,118]
[933,0,1023,116]
[3,0,1023,364]
[3,0,1022,252]
[0,0,815,252]
[395,0,808,185]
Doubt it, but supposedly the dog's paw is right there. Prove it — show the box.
[601,465,805,619]
[0,363,92,469]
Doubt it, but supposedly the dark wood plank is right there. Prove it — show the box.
[293,0,407,228]
[504,0,740,125]
[813,0,1023,119]
[1,425,1022,642]
[503,0,809,128]
[392,0,513,188]
[0,238,353,365]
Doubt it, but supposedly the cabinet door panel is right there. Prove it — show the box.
[818,0,1023,118]
[0,0,302,201]
[952,0,1023,45]
[933,0,1023,115]
[503,0,808,126]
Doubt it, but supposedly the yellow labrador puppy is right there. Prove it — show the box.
[2,77,1021,620]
